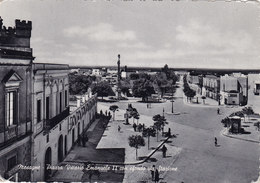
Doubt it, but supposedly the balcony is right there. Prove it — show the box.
[4,125,17,141]
[0,122,32,149]
[44,107,70,131]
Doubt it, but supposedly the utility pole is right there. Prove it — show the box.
[117,54,121,100]
[171,100,174,113]
[163,108,165,117]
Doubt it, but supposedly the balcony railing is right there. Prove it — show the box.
[45,107,70,131]
[0,122,32,149]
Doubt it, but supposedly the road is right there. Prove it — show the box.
[101,78,260,183]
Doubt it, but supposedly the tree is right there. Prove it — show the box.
[69,73,94,95]
[221,117,231,128]
[183,75,196,102]
[109,105,119,121]
[161,64,179,84]
[91,81,115,99]
[185,89,196,102]
[129,73,140,80]
[153,114,168,141]
[134,114,140,125]
[120,79,131,97]
[132,79,155,101]
[154,72,169,97]
[130,109,139,123]
[126,105,139,124]
[242,107,254,115]
[143,127,156,150]
[128,135,145,160]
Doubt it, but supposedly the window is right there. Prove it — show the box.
[7,155,17,171]
[46,96,49,120]
[46,134,49,143]
[37,99,41,123]
[6,91,17,127]
[229,94,237,97]
[65,90,68,107]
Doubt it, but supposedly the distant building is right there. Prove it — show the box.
[107,68,117,75]
[0,17,33,182]
[70,68,79,73]
[220,74,248,105]
[187,73,203,95]
[202,75,220,101]
[120,71,126,78]
[91,68,102,76]
[188,75,200,85]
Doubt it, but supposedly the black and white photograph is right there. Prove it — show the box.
[0,0,260,182]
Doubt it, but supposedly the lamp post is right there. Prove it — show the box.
[163,108,165,117]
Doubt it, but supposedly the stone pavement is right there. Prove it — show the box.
[97,104,172,162]
[49,109,176,183]
[49,117,125,182]
[97,103,182,182]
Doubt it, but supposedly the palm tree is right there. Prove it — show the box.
[128,135,145,160]
[153,114,168,141]
[146,127,155,150]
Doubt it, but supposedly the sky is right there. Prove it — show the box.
[0,0,260,69]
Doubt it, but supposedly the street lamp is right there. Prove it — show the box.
[171,99,174,114]
[163,108,165,117]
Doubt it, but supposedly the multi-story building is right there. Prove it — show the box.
[220,74,248,105]
[31,63,97,181]
[187,73,203,95]
[0,16,98,182]
[0,17,33,181]
[202,75,220,101]
[92,68,102,76]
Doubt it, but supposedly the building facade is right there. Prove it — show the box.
[31,63,97,181]
[0,17,33,182]
[0,16,98,182]
[202,75,220,101]
[220,74,248,105]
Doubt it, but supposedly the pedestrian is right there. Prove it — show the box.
[118,125,121,132]
[217,108,220,115]
[84,135,89,146]
[105,110,108,116]
[133,123,137,132]
[215,137,218,146]
[138,124,142,132]
[162,145,167,158]
[154,168,159,183]
[78,134,82,146]
[167,128,171,138]
[81,134,85,147]
[151,165,155,181]
[147,103,149,108]
[142,123,145,131]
